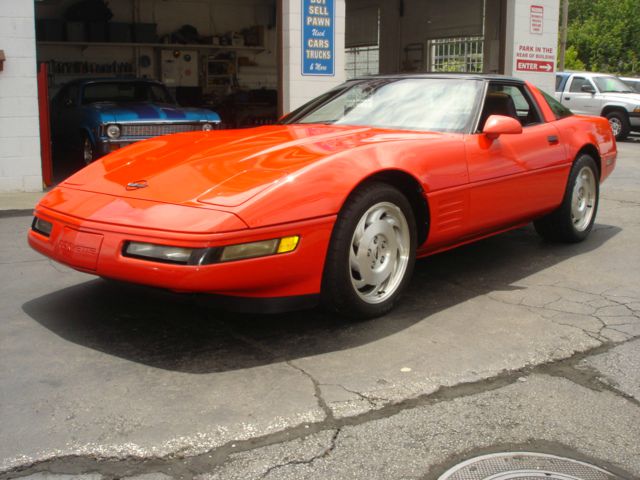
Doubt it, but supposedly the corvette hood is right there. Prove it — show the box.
[90,102,218,123]
[62,124,438,208]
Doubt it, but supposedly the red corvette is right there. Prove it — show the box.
[29,75,617,318]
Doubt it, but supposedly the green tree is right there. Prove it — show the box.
[563,46,586,71]
[565,0,640,74]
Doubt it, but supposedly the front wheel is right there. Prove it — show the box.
[321,182,417,319]
[534,154,599,243]
[81,133,95,165]
[605,111,630,141]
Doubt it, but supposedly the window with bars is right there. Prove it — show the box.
[428,36,484,73]
[345,6,380,79]
[345,46,380,79]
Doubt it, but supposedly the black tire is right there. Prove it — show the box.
[81,132,95,165]
[534,154,599,243]
[321,182,417,319]
[605,111,630,141]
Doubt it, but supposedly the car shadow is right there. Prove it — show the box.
[22,224,620,373]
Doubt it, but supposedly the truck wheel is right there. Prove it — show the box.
[605,111,630,141]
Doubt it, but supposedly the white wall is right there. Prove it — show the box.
[504,0,559,94]
[281,0,346,113]
[0,0,42,193]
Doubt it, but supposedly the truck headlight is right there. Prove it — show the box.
[106,124,121,139]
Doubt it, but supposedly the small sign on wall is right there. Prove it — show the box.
[530,5,544,34]
[302,0,335,76]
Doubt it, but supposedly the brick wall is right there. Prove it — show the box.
[0,0,42,192]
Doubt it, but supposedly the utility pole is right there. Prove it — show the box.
[558,0,569,71]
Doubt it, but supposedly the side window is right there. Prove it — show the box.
[478,83,542,130]
[540,90,573,120]
[555,74,568,92]
[569,77,588,93]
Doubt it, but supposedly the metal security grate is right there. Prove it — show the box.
[121,123,203,137]
[438,452,621,480]
[345,46,380,79]
[429,36,484,73]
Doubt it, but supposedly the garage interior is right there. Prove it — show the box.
[33,0,504,182]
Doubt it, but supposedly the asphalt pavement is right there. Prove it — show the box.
[1,138,639,480]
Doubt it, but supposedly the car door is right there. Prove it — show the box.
[561,76,603,115]
[464,82,569,234]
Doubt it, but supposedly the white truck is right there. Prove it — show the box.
[555,72,640,140]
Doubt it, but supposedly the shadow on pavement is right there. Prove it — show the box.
[22,224,620,373]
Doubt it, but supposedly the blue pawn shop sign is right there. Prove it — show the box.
[302,0,335,76]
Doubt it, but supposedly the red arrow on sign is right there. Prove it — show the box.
[516,59,555,72]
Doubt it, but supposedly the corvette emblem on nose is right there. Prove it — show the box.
[126,180,149,190]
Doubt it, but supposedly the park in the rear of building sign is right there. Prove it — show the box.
[302,0,335,76]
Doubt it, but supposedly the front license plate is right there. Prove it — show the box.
[56,227,103,271]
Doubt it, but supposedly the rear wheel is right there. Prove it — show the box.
[321,182,417,318]
[605,111,630,141]
[534,154,599,243]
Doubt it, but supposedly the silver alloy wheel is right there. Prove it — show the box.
[349,201,411,304]
[571,166,596,232]
[608,117,622,137]
[83,137,94,165]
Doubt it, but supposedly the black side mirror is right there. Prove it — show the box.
[581,84,596,94]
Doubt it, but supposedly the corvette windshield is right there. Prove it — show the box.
[286,78,483,133]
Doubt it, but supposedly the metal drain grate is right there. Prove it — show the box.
[438,452,621,480]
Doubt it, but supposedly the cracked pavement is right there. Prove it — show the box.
[1,139,639,479]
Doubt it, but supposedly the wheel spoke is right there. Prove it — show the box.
[348,201,411,304]
[570,166,597,231]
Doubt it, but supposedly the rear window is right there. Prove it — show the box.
[541,90,573,120]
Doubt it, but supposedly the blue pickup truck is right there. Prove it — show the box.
[50,78,220,163]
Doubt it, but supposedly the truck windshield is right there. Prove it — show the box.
[593,76,635,93]
[282,78,483,133]
[82,82,176,105]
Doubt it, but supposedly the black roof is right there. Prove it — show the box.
[351,73,526,83]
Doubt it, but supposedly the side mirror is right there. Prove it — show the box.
[581,84,596,94]
[483,115,523,140]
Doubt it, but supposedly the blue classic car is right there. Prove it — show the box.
[50,78,220,164]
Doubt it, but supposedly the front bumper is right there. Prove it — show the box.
[28,201,336,299]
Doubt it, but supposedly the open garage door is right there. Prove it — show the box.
[35,0,279,182]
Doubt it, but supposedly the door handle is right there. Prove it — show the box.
[547,135,559,145]
[564,97,571,100]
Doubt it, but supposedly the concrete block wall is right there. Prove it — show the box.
[282,0,346,114]
[0,0,42,193]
